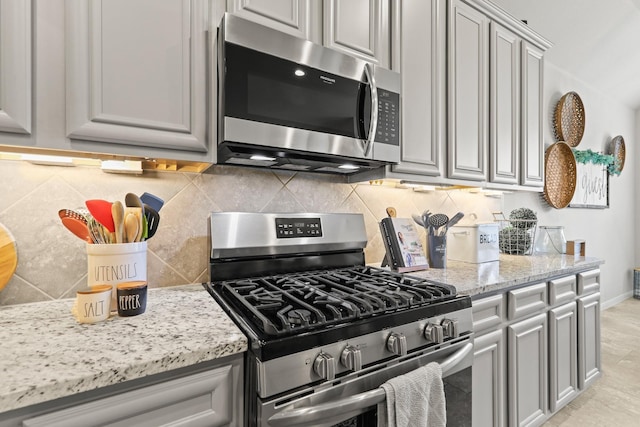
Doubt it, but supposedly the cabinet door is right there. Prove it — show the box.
[226,0,317,42]
[390,0,444,176]
[323,0,390,68]
[520,41,545,187]
[473,329,505,427]
[65,0,208,153]
[508,313,547,427]
[447,0,489,181]
[578,292,601,389]
[489,22,519,184]
[0,0,31,134]
[549,301,578,413]
[22,365,239,427]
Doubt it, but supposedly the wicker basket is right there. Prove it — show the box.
[543,142,577,209]
[607,135,626,174]
[553,91,585,147]
[493,213,537,256]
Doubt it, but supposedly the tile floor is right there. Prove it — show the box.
[544,297,640,426]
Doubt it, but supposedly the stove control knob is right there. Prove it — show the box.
[386,332,407,356]
[441,318,459,339]
[341,345,362,372]
[313,352,336,381]
[424,323,444,344]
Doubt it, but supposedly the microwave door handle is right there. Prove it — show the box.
[268,342,473,427]
[363,63,378,158]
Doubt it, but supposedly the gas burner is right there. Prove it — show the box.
[286,308,312,325]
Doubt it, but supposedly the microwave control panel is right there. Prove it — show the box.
[375,89,400,146]
[275,217,323,238]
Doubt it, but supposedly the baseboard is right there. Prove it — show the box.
[601,291,633,310]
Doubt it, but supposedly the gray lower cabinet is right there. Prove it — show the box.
[578,292,601,389]
[548,301,578,413]
[508,312,548,427]
[472,269,601,427]
[473,329,505,427]
[0,355,244,427]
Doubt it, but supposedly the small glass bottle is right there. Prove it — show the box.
[534,226,567,254]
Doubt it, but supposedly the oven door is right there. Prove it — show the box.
[260,340,473,427]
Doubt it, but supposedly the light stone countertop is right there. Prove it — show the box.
[0,255,603,415]
[0,284,247,414]
[406,254,604,297]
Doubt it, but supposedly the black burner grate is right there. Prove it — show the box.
[215,266,457,336]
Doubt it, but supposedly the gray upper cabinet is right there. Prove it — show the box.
[0,0,32,134]
[226,0,318,41]
[390,0,445,177]
[228,0,390,68]
[323,0,390,68]
[65,0,209,154]
[520,41,545,187]
[447,0,489,181]
[489,22,520,185]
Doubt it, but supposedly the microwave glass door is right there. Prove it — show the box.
[224,43,371,140]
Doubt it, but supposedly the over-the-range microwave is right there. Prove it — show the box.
[217,13,401,175]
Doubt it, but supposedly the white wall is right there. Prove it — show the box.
[504,62,636,308]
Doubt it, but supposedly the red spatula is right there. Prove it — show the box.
[85,199,115,233]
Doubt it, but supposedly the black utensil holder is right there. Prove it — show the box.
[428,234,447,269]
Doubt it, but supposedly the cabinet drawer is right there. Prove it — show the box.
[472,294,504,333]
[507,282,547,320]
[23,366,235,427]
[577,269,600,295]
[548,275,577,306]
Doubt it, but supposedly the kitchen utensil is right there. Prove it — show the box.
[421,210,431,231]
[428,213,449,236]
[111,201,125,244]
[140,192,164,212]
[85,199,115,233]
[386,207,397,218]
[124,212,139,244]
[445,212,465,232]
[58,209,93,243]
[86,215,108,244]
[0,223,18,292]
[125,194,145,241]
[143,204,160,239]
[412,213,424,228]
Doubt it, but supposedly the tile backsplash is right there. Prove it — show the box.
[0,159,500,306]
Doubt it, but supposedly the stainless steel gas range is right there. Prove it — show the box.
[204,212,473,427]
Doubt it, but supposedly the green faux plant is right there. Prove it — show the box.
[572,148,619,176]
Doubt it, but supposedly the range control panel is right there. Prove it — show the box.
[375,89,400,146]
[275,217,323,238]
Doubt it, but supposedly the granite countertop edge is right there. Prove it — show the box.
[0,284,247,414]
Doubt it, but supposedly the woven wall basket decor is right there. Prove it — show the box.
[608,135,626,174]
[543,141,577,209]
[553,91,585,147]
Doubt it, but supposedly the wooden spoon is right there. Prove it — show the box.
[111,201,125,244]
[386,207,397,218]
[124,213,139,244]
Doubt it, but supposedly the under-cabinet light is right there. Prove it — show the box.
[21,153,74,166]
[250,154,277,161]
[100,160,143,175]
[338,164,360,170]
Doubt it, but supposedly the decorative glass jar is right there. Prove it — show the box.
[534,226,567,254]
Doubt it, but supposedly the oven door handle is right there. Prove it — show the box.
[267,342,473,427]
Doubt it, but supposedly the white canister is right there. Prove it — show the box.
[447,223,499,263]
[86,242,147,312]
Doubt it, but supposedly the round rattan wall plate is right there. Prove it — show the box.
[553,91,585,147]
[543,142,577,209]
[608,135,626,174]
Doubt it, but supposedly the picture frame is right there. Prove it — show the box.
[568,162,609,208]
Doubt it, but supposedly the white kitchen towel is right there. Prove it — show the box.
[377,362,446,427]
